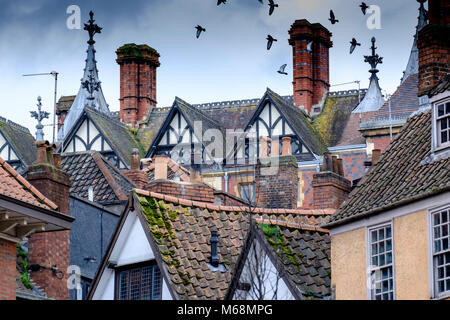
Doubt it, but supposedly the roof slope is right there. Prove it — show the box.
[134,189,333,299]
[138,108,170,151]
[371,73,419,122]
[328,111,450,227]
[314,91,365,147]
[0,118,37,166]
[259,223,331,297]
[61,151,135,204]
[0,157,57,210]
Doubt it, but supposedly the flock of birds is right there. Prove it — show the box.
[195,1,371,76]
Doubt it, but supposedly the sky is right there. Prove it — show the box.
[0,0,423,140]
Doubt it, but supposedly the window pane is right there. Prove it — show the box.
[435,213,441,226]
[442,211,448,223]
[441,118,448,130]
[372,244,378,255]
[442,131,448,144]
[372,231,378,242]
[446,102,450,114]
[119,271,129,300]
[379,229,385,240]
[386,227,392,238]
[438,104,445,117]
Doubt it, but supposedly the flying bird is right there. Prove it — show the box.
[217,0,226,5]
[258,0,263,3]
[350,38,361,54]
[277,64,288,75]
[329,10,339,24]
[268,0,278,15]
[266,35,277,50]
[360,2,369,15]
[195,25,206,39]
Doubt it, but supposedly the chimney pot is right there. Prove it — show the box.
[281,136,292,156]
[154,156,168,180]
[372,149,381,164]
[130,148,140,170]
[270,138,280,157]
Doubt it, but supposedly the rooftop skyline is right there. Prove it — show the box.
[0,0,422,139]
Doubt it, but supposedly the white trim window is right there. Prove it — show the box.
[435,100,450,149]
[368,224,394,300]
[431,207,450,298]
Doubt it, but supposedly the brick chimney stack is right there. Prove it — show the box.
[123,149,149,190]
[116,43,160,127]
[418,0,450,97]
[24,141,71,300]
[256,137,299,209]
[312,153,351,210]
[289,20,333,115]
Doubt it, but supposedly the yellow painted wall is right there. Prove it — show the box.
[332,209,432,300]
[393,209,430,300]
[331,228,367,300]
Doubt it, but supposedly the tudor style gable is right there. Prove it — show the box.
[0,131,20,169]
[243,89,327,162]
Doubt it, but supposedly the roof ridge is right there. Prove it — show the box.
[0,116,32,134]
[134,189,335,216]
[0,157,58,210]
[254,217,329,233]
[91,151,130,201]
[85,106,127,128]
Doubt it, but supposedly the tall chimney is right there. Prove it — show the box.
[418,0,450,97]
[116,43,160,127]
[24,141,71,300]
[289,20,333,114]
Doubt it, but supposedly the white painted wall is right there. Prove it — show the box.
[91,209,173,300]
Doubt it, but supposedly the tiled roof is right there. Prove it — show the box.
[258,223,331,297]
[327,111,450,227]
[138,108,170,151]
[134,189,333,299]
[371,74,419,122]
[61,151,135,204]
[0,157,57,210]
[0,117,37,166]
[314,91,366,147]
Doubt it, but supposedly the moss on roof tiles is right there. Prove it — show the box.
[0,119,37,166]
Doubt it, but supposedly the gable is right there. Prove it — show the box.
[244,99,315,161]
[91,208,172,300]
[0,132,19,161]
[62,115,127,170]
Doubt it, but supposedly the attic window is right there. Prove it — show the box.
[116,262,162,300]
[436,101,450,149]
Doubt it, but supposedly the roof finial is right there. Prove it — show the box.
[30,96,50,141]
[417,0,428,33]
[84,11,102,45]
[81,68,101,106]
[364,37,383,78]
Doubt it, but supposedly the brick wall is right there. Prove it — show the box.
[116,44,160,127]
[312,171,351,210]
[0,238,16,300]
[25,161,71,300]
[148,180,215,203]
[255,156,299,209]
[418,0,450,97]
[123,170,149,190]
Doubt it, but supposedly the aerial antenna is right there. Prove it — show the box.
[23,71,59,143]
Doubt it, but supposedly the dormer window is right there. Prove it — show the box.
[436,101,450,149]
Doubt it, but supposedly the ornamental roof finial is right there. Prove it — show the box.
[364,37,383,77]
[30,96,50,141]
[84,11,102,45]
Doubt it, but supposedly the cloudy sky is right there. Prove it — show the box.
[0,0,422,140]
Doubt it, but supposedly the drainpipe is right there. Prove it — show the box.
[224,171,229,193]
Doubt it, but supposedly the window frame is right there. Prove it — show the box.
[366,221,396,300]
[432,98,450,152]
[114,260,162,300]
[428,204,450,300]
[239,182,256,204]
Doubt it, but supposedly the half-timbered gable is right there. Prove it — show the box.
[61,108,144,170]
[243,88,328,162]
[146,97,225,165]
